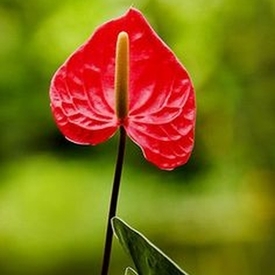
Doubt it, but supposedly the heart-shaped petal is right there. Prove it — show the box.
[50,8,195,169]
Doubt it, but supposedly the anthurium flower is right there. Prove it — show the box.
[50,8,195,170]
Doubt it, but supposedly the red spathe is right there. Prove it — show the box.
[50,8,196,170]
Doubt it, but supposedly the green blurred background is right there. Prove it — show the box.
[0,0,274,274]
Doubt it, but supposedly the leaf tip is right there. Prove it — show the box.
[125,267,138,275]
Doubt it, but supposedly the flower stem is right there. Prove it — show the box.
[100,126,127,275]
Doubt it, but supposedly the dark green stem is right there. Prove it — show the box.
[100,126,126,275]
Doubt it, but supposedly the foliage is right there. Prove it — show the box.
[112,217,188,275]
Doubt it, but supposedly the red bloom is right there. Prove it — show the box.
[50,8,196,170]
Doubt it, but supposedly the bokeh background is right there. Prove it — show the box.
[0,0,274,274]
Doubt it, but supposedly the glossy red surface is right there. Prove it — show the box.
[50,8,195,170]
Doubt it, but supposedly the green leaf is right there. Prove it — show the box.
[125,267,138,275]
[112,217,189,275]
